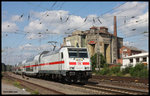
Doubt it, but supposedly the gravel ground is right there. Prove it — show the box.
[9,73,149,95]
[2,80,31,95]
[89,79,149,92]
[9,73,107,95]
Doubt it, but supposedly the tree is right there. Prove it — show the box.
[2,63,6,72]
[90,53,107,71]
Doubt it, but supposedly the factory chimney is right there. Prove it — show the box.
[113,16,118,63]
[114,16,117,37]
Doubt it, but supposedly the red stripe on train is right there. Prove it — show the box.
[82,62,90,65]
[24,61,64,68]
[69,62,76,65]
[49,61,65,65]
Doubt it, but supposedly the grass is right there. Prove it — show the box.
[31,90,39,95]
[13,81,21,87]
[2,76,39,95]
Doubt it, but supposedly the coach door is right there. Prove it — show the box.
[60,52,64,71]
[35,61,38,73]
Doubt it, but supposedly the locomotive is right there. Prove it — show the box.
[13,47,92,83]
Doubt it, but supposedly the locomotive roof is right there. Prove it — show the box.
[22,60,26,64]
[26,57,34,62]
[42,49,60,57]
[34,54,40,61]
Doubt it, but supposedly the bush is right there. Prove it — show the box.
[90,54,97,71]
[116,72,123,77]
[138,69,149,78]
[121,64,133,75]
[99,67,110,75]
[93,60,149,78]
[110,66,121,74]
[129,63,148,78]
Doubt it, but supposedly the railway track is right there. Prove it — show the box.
[3,73,66,95]
[3,72,149,95]
[90,75,149,91]
[87,83,148,95]
[72,82,148,95]
[92,75,148,85]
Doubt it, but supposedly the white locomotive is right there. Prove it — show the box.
[13,47,92,83]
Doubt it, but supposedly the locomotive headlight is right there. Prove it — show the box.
[85,67,90,69]
[70,67,74,70]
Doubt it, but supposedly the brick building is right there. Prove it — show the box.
[117,46,146,64]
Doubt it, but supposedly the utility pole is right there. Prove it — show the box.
[96,28,100,71]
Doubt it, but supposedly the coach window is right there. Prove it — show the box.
[61,52,63,59]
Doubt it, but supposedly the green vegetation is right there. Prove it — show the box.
[91,54,149,78]
[2,63,6,72]
[31,90,39,95]
[2,76,38,94]
[128,63,148,78]
[13,81,21,87]
[90,53,108,71]
[2,63,13,72]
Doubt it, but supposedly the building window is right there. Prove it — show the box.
[123,48,127,52]
[143,57,147,62]
[136,58,139,62]
[130,59,133,63]
[122,53,125,58]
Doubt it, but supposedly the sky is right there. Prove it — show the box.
[2,1,149,65]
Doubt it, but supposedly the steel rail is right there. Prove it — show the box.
[4,73,66,95]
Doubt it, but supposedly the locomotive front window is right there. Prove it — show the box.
[69,51,77,58]
[68,48,88,58]
[79,51,88,58]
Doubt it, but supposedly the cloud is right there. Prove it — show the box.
[23,2,148,42]
[19,43,55,52]
[24,10,106,40]
[123,41,135,46]
[2,2,148,65]
[118,11,148,37]
[99,2,149,37]
[24,20,45,32]
[11,15,24,22]
[113,2,148,16]
[2,21,19,33]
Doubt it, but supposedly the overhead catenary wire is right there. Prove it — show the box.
[98,2,128,18]
[2,1,148,53]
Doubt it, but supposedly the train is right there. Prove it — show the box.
[12,46,92,83]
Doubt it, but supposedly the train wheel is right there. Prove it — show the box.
[60,76,66,84]
[80,79,88,85]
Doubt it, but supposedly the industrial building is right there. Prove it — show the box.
[63,16,123,64]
